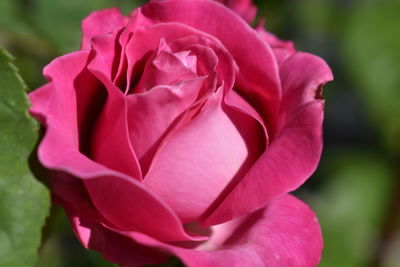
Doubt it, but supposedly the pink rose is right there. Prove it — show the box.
[29,0,332,266]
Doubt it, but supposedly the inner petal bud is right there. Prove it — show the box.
[133,39,197,93]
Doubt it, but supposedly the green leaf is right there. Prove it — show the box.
[0,47,50,267]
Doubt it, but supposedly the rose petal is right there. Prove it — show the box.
[52,173,170,266]
[203,52,333,225]
[89,29,124,82]
[81,8,127,50]
[107,194,322,267]
[278,52,333,125]
[127,78,206,175]
[144,88,265,223]
[140,0,282,133]
[75,219,169,266]
[30,51,98,150]
[200,89,269,218]
[113,9,149,91]
[83,174,207,242]
[42,54,106,158]
[87,47,142,179]
[224,89,269,144]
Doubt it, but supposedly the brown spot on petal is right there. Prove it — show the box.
[315,84,324,100]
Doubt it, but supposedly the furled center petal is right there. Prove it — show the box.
[126,39,213,175]
[133,39,198,93]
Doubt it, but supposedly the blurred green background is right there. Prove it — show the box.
[0,0,399,266]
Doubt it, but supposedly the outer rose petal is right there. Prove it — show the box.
[103,194,322,267]
[203,52,333,225]
[81,8,126,50]
[51,173,170,266]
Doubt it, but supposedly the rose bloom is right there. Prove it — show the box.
[29,0,333,266]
